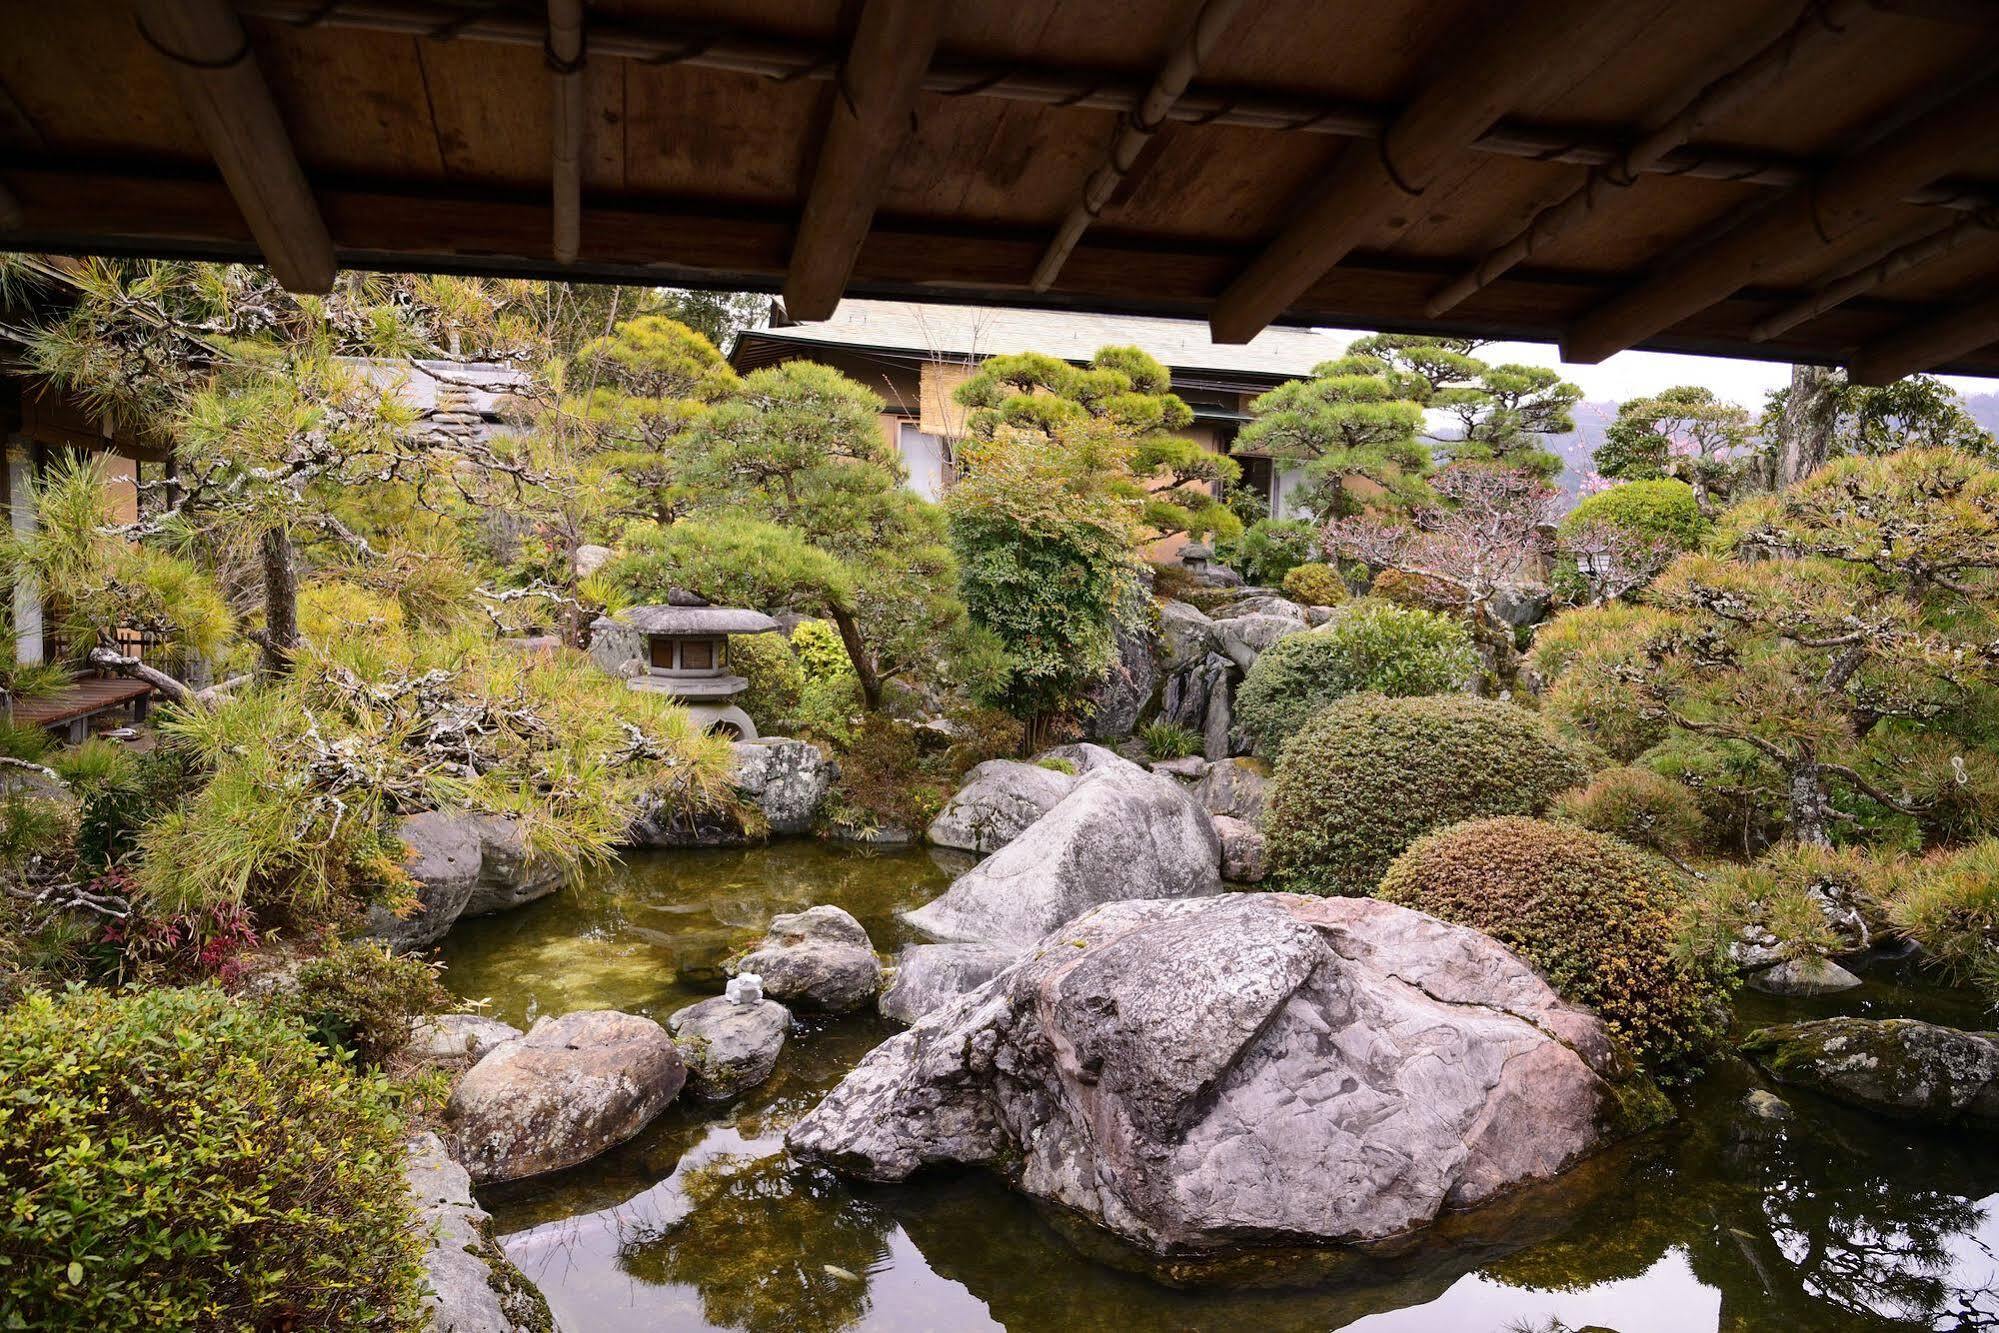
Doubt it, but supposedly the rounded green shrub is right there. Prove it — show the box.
[1280,562,1347,607]
[1559,478,1707,548]
[728,631,804,735]
[1266,693,1591,895]
[1553,766,1704,860]
[1235,601,1476,755]
[1378,816,1731,1077]
[0,984,426,1330]
[1219,518,1318,586]
[285,936,449,1067]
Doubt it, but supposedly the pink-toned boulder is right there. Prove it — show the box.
[445,1010,685,1184]
[789,894,1658,1253]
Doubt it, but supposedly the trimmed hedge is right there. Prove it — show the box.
[1266,693,1591,895]
[1554,766,1704,860]
[1235,600,1475,755]
[0,984,426,1330]
[1280,562,1347,607]
[1558,478,1707,548]
[1378,816,1731,1077]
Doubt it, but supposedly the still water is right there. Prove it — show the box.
[439,845,1999,1333]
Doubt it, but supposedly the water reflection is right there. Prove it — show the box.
[449,847,1999,1333]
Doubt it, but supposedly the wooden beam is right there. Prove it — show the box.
[238,1,1999,214]
[1030,0,1247,293]
[1426,0,1874,319]
[1849,288,1999,385]
[783,0,942,321]
[547,0,584,264]
[1208,0,1646,345]
[1752,213,1997,341]
[1563,71,1999,364]
[134,0,334,292]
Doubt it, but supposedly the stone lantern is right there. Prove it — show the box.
[588,604,781,739]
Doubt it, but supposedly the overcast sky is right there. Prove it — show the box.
[1319,328,1999,408]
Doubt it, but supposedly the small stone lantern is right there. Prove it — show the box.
[589,604,781,739]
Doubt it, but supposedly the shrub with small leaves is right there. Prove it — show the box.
[0,984,426,1331]
[1219,518,1318,585]
[1280,562,1347,607]
[285,935,450,1067]
[1379,816,1731,1078]
[1637,733,1787,859]
[1141,721,1203,760]
[728,632,804,736]
[1554,766,1705,862]
[1235,600,1476,755]
[1267,694,1591,895]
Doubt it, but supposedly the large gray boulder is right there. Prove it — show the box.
[1211,612,1306,671]
[586,614,648,678]
[1193,757,1269,822]
[369,811,484,950]
[927,760,1078,854]
[901,763,1221,950]
[445,1010,686,1184]
[790,894,1654,1254]
[1744,956,1862,997]
[1084,613,1160,740]
[879,941,1018,1025]
[729,738,832,835]
[1033,742,1136,775]
[1158,600,1217,672]
[1213,814,1268,883]
[668,995,791,1099]
[404,1132,553,1332]
[459,814,564,918]
[730,905,881,1013]
[1743,1018,1999,1124]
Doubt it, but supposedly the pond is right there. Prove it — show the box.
[439,845,1999,1333]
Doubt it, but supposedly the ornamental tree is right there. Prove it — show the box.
[1233,353,1432,519]
[1762,367,1992,489]
[1620,448,1999,846]
[956,345,1240,544]
[1323,463,1560,613]
[1594,385,1755,514]
[1346,333,1582,481]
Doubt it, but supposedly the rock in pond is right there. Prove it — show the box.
[793,895,1656,1254]
[629,737,833,846]
[901,762,1221,951]
[879,941,1018,1025]
[927,759,1077,854]
[1742,1017,1999,1125]
[446,1010,686,1184]
[409,1013,524,1071]
[668,995,791,1099]
[730,905,882,1013]
[367,810,559,951]
[1213,814,1268,883]
[1193,756,1268,822]
[405,1131,553,1332]
[1744,956,1862,997]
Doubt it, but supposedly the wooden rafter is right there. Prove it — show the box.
[1030,0,1246,293]
[230,0,1999,214]
[1562,70,1999,365]
[1426,0,1879,319]
[547,0,584,265]
[1208,0,1643,345]
[782,0,942,322]
[1752,212,1999,341]
[1849,288,1999,385]
[134,0,334,292]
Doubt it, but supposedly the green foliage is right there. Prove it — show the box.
[1762,371,1992,463]
[1682,842,1893,970]
[1234,601,1476,754]
[137,632,734,929]
[1379,816,1731,1078]
[1887,840,1999,998]
[728,632,804,736]
[1218,518,1319,585]
[1532,603,1683,762]
[1594,386,1752,512]
[1035,757,1077,775]
[790,619,853,684]
[1280,562,1347,607]
[1140,721,1203,760]
[48,741,201,872]
[1235,354,1433,519]
[1553,766,1705,861]
[1637,733,1787,859]
[825,716,940,834]
[1561,479,1707,548]
[1266,694,1592,895]
[1348,334,1580,482]
[0,984,426,1330]
[284,936,449,1067]
[946,422,1141,731]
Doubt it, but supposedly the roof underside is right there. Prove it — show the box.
[4,0,1999,379]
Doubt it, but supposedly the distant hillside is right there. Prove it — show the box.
[1960,391,1999,437]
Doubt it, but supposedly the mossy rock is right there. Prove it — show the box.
[1741,1017,1999,1124]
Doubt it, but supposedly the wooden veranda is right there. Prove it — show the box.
[2,1,1999,380]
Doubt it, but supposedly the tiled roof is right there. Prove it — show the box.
[734,300,1344,381]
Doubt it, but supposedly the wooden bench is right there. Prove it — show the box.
[7,676,154,744]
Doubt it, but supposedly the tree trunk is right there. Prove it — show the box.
[827,604,884,711]
[1777,364,1837,489]
[86,647,198,711]
[1788,761,1835,847]
[259,526,300,679]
